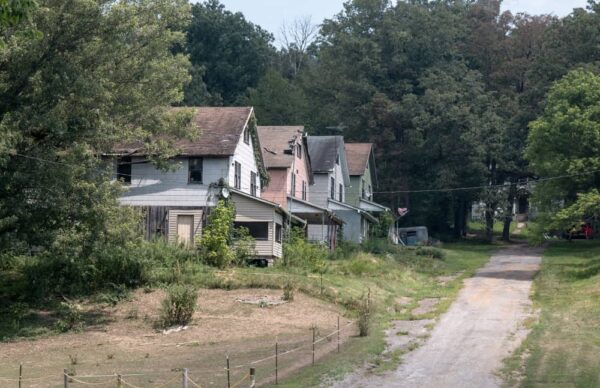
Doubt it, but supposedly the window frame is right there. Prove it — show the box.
[302,180,307,200]
[330,177,335,199]
[275,223,282,243]
[339,183,343,202]
[243,127,250,145]
[116,156,132,184]
[296,143,302,159]
[234,221,269,241]
[188,157,203,184]
[291,173,296,197]
[234,161,241,189]
[250,171,257,196]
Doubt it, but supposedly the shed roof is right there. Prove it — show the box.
[114,107,253,157]
[257,126,304,168]
[345,143,373,176]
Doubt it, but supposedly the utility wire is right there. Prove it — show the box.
[11,153,600,195]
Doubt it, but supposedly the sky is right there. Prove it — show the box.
[218,0,590,43]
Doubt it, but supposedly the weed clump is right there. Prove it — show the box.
[415,246,446,260]
[282,280,295,301]
[54,302,83,333]
[357,293,372,337]
[159,284,197,328]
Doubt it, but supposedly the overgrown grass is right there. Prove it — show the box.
[501,240,600,387]
[269,242,494,386]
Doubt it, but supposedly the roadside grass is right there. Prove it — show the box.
[468,220,539,242]
[270,242,495,387]
[501,240,600,387]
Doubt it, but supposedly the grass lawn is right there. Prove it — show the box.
[502,240,600,387]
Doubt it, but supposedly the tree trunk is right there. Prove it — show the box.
[485,207,494,242]
[502,183,517,242]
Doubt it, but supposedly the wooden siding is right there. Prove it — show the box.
[168,209,203,245]
[229,126,261,197]
[141,206,169,240]
[119,157,229,207]
[231,193,283,258]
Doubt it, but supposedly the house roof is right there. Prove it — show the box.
[307,136,345,173]
[257,126,304,168]
[327,199,379,223]
[345,143,373,176]
[115,107,253,157]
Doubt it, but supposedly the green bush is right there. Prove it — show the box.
[198,200,236,268]
[415,246,446,260]
[362,238,398,255]
[54,302,83,333]
[282,229,329,271]
[339,253,380,276]
[159,284,197,328]
[329,240,360,260]
[282,279,295,301]
[233,226,256,265]
[357,293,372,337]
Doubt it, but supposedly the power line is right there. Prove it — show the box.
[11,153,600,195]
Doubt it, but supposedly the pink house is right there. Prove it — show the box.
[258,126,341,248]
[257,126,312,209]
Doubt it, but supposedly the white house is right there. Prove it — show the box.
[113,107,289,262]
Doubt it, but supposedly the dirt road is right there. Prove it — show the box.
[338,245,542,388]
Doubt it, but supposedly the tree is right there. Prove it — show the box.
[279,16,318,78]
[0,0,193,254]
[526,70,600,230]
[184,0,276,106]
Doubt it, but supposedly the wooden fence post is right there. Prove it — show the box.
[18,364,22,388]
[182,368,188,388]
[275,342,278,385]
[63,369,69,388]
[312,326,316,366]
[226,355,231,388]
[249,368,256,388]
[117,374,123,388]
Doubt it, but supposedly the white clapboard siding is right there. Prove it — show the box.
[119,157,229,207]
[168,209,203,245]
[229,126,261,197]
[232,193,283,258]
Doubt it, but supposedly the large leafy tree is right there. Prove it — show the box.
[0,0,193,253]
[184,0,276,106]
[526,70,600,230]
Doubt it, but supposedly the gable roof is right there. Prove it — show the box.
[345,143,373,176]
[307,136,343,173]
[257,126,304,168]
[114,107,253,157]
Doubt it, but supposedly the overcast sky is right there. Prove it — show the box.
[218,0,590,43]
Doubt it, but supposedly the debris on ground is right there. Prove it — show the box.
[236,295,287,307]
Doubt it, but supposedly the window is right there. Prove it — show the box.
[362,179,367,198]
[297,143,302,159]
[251,171,257,196]
[339,183,343,202]
[116,156,132,184]
[188,157,203,184]
[243,127,250,145]
[336,153,340,165]
[234,162,241,189]
[368,185,372,200]
[330,177,335,199]
[234,222,269,240]
[302,181,307,200]
[291,173,296,197]
[275,223,282,243]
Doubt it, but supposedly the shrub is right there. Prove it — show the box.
[159,284,197,328]
[198,200,236,268]
[357,293,372,337]
[329,240,360,261]
[282,228,329,271]
[415,246,446,260]
[362,238,398,255]
[54,302,83,333]
[282,280,294,301]
[233,226,256,265]
[339,253,380,276]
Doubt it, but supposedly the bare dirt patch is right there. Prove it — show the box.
[0,289,349,387]
[411,298,441,316]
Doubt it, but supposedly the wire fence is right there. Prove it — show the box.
[0,318,355,388]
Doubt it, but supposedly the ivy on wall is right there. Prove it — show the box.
[247,113,270,187]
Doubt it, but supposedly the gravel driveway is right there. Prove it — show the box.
[336,245,542,388]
